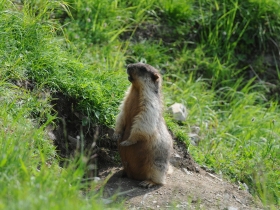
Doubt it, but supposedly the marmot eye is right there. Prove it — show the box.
[139,66,147,72]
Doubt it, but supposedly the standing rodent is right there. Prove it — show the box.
[113,63,173,188]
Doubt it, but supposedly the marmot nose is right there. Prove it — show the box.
[127,64,133,74]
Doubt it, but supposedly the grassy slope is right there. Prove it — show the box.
[0,0,279,208]
[0,83,109,209]
[0,1,123,209]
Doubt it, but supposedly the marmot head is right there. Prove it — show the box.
[126,63,162,93]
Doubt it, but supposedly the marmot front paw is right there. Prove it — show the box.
[112,132,121,141]
[120,140,136,146]
[139,180,157,188]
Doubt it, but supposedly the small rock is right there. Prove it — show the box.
[174,153,181,158]
[182,168,192,175]
[47,131,56,140]
[46,125,56,140]
[238,181,249,192]
[227,206,238,210]
[191,126,200,134]
[243,182,249,192]
[168,103,188,121]
[93,177,100,183]
[102,198,113,205]
[207,172,223,182]
[170,153,182,167]
[233,195,243,204]
[142,193,148,202]
[188,133,200,146]
[68,135,80,147]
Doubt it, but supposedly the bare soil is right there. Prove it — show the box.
[98,138,263,210]
[99,166,263,210]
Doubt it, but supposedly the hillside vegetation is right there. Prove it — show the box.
[0,0,279,209]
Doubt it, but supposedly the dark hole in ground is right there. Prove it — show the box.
[50,93,118,175]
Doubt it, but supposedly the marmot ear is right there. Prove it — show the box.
[152,73,160,81]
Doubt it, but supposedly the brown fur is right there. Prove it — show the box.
[113,63,173,188]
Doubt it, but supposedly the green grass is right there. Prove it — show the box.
[1,0,280,208]
[0,82,113,210]
[1,0,128,125]
[0,1,124,209]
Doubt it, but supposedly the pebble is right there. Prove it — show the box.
[182,168,193,175]
[93,177,100,182]
[227,207,238,210]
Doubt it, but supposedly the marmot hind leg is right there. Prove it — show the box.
[138,175,166,188]
[138,166,167,188]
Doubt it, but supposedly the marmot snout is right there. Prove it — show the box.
[113,63,173,188]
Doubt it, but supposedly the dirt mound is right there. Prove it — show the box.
[100,166,263,210]
[97,136,263,209]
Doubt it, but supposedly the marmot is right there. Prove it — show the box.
[113,63,173,188]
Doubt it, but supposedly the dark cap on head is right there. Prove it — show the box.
[127,63,160,82]
[127,63,159,74]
